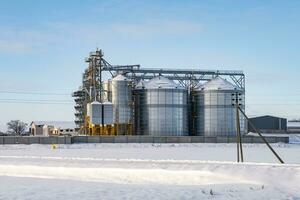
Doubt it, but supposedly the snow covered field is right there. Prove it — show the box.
[0,143,299,199]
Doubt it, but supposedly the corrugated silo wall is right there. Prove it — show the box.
[133,88,188,136]
[189,90,196,136]
[111,76,133,135]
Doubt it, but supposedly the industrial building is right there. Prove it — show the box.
[72,49,246,137]
[287,120,300,133]
[248,116,287,133]
[30,121,77,136]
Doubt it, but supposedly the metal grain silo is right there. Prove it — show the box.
[102,80,112,102]
[87,101,102,125]
[86,101,113,135]
[87,101,113,125]
[134,76,188,136]
[193,76,246,136]
[111,74,133,135]
[133,80,148,135]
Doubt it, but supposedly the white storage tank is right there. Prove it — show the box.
[87,101,113,125]
[111,74,133,134]
[134,76,188,136]
[193,76,246,136]
[103,80,112,102]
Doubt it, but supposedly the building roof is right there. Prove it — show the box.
[249,115,286,120]
[31,121,76,129]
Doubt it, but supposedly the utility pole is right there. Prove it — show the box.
[233,92,244,162]
[232,92,284,164]
[238,107,284,164]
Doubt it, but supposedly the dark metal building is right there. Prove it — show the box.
[248,115,287,133]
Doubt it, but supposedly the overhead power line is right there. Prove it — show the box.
[0,97,300,105]
[0,98,73,105]
[248,103,300,106]
[0,98,73,102]
[0,101,73,105]
[0,91,71,96]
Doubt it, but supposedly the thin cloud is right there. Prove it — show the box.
[0,40,30,53]
[110,20,202,39]
[0,28,58,54]
[0,19,202,54]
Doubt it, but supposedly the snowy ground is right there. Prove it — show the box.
[0,143,300,199]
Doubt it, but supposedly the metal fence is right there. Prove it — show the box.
[0,135,289,145]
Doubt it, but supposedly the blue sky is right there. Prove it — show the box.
[0,0,300,131]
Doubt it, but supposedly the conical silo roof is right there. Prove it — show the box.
[112,74,128,81]
[102,101,113,105]
[200,76,242,91]
[90,101,101,105]
[146,76,183,89]
[135,80,147,89]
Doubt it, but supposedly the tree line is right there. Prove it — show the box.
[0,120,28,136]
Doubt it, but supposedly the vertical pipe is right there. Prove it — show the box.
[279,118,282,130]
[99,51,104,133]
[101,104,104,134]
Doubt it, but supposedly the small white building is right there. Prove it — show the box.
[30,121,77,136]
[288,121,300,133]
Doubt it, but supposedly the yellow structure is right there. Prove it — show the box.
[113,124,132,135]
[83,116,133,136]
[85,116,115,135]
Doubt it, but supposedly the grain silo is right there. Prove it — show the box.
[134,76,188,136]
[86,101,113,135]
[133,79,147,135]
[111,74,133,135]
[102,80,112,102]
[193,76,246,136]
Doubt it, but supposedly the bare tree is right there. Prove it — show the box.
[7,120,27,135]
[0,131,6,136]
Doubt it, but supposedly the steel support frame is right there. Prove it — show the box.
[103,67,245,90]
